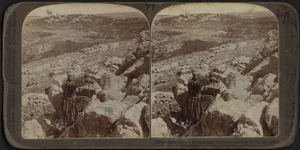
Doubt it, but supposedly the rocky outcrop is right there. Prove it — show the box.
[185,96,251,137]
[22,119,46,139]
[250,73,277,98]
[245,95,264,106]
[107,102,148,138]
[22,93,59,138]
[231,56,251,71]
[264,98,279,136]
[233,101,268,137]
[151,92,181,119]
[94,70,127,91]
[22,93,56,122]
[115,31,150,76]
[125,74,150,101]
[104,57,124,72]
[97,89,123,102]
[59,98,128,138]
[224,71,252,100]
[151,117,172,137]
[122,95,140,108]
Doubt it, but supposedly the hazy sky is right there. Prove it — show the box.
[157,3,273,15]
[27,3,139,16]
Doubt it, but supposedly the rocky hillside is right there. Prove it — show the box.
[151,29,279,137]
[22,36,151,138]
[22,13,150,138]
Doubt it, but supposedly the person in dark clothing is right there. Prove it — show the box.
[61,71,94,125]
[186,69,220,124]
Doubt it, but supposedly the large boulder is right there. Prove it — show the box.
[184,96,251,137]
[249,57,270,75]
[224,71,252,90]
[22,119,46,139]
[94,70,127,91]
[245,94,264,106]
[60,98,128,138]
[250,73,277,98]
[84,98,128,124]
[108,102,148,138]
[233,101,269,137]
[126,74,150,99]
[122,95,140,108]
[264,98,279,136]
[151,117,172,137]
[203,97,251,136]
[250,52,278,84]
[97,89,123,102]
[224,71,252,100]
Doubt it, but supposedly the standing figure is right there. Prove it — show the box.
[186,69,220,124]
[61,71,94,125]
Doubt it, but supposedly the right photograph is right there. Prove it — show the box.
[151,3,279,137]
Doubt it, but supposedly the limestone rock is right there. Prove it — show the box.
[126,74,149,98]
[85,98,128,123]
[108,102,148,138]
[151,117,172,137]
[225,71,253,90]
[22,119,46,139]
[265,98,279,136]
[122,95,140,107]
[182,95,250,137]
[200,98,251,136]
[95,70,127,91]
[97,89,123,102]
[151,92,181,119]
[250,52,278,85]
[104,57,124,72]
[251,73,277,97]
[233,101,268,137]
[224,72,252,100]
[232,56,252,71]
[245,95,264,106]
[213,63,227,74]
[249,58,270,78]
[60,98,128,138]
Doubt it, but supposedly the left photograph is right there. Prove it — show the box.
[21,4,150,138]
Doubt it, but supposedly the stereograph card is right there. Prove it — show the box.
[2,2,298,149]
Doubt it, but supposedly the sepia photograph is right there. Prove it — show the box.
[151,3,279,138]
[21,4,150,139]
[3,1,299,149]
